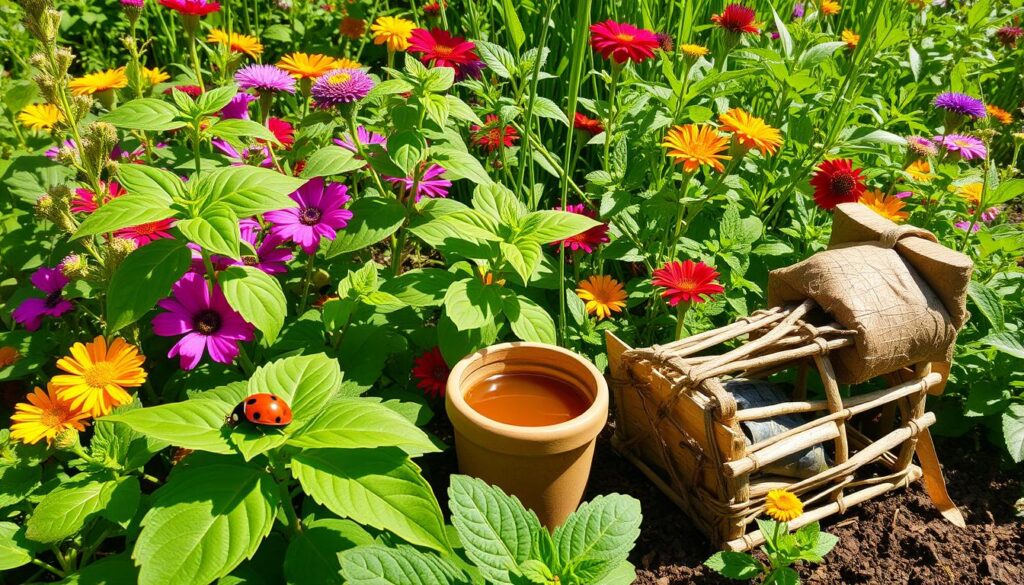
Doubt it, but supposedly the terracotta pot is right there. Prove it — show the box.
[446,342,609,529]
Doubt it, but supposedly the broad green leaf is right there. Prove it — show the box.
[504,295,556,344]
[986,179,1024,206]
[103,399,235,453]
[431,147,494,185]
[209,118,279,145]
[797,41,847,67]
[219,266,287,343]
[56,553,137,584]
[301,145,364,179]
[4,80,38,112]
[438,313,499,365]
[553,494,642,569]
[74,195,177,240]
[284,519,373,585]
[91,400,166,470]
[764,567,799,585]
[968,280,1005,331]
[704,551,761,579]
[983,331,1024,359]
[26,476,125,543]
[106,238,191,333]
[177,203,240,258]
[530,97,569,126]
[500,241,531,284]
[101,98,184,131]
[292,448,450,553]
[135,456,279,585]
[286,399,437,453]
[195,84,239,115]
[473,183,526,226]
[195,166,304,217]
[908,45,922,81]
[591,561,637,585]
[444,279,506,331]
[0,522,31,570]
[326,197,407,258]
[118,164,186,202]
[770,5,793,59]
[246,354,342,423]
[379,269,457,307]
[339,545,467,585]
[517,211,601,245]
[475,41,515,79]
[500,0,526,50]
[448,475,542,585]
[1003,404,1024,463]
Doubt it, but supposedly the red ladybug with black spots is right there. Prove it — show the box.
[229,393,293,427]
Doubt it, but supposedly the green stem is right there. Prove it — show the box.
[31,558,65,578]
[674,301,690,341]
[187,32,205,92]
[602,63,622,176]
[297,253,316,315]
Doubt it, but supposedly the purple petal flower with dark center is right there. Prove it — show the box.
[234,64,296,94]
[310,68,375,108]
[264,178,353,254]
[220,92,257,120]
[12,266,73,331]
[212,138,272,167]
[384,163,452,202]
[217,218,294,274]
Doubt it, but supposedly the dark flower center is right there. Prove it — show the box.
[830,173,856,196]
[299,206,322,225]
[433,366,448,380]
[44,289,64,308]
[241,255,259,266]
[194,310,222,335]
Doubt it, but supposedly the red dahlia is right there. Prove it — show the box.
[471,114,519,153]
[651,260,725,306]
[589,20,660,63]
[711,4,761,35]
[809,158,866,210]
[412,347,450,398]
[573,113,604,135]
[408,28,483,80]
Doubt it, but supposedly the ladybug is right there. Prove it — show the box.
[229,393,293,427]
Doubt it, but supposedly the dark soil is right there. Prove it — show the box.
[426,415,1024,584]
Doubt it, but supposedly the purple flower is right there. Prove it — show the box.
[792,2,805,18]
[212,138,272,167]
[934,134,987,161]
[894,191,912,199]
[455,60,485,81]
[12,266,73,331]
[234,64,296,94]
[220,93,256,120]
[384,164,452,202]
[934,92,987,119]
[45,139,76,159]
[955,208,999,232]
[310,68,374,108]
[333,126,387,153]
[121,0,144,6]
[264,178,353,254]
[217,219,294,274]
[153,272,255,370]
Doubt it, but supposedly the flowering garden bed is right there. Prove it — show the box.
[1,0,1023,584]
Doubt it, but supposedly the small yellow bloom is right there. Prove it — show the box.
[0,345,21,368]
[765,489,803,522]
[143,67,170,86]
[371,16,416,52]
[17,103,63,131]
[9,384,91,446]
[986,104,1013,125]
[207,28,264,59]
[662,124,732,173]
[69,68,128,96]
[718,108,782,155]
[842,29,860,49]
[331,57,363,70]
[861,189,909,223]
[680,44,710,58]
[576,275,628,320]
[954,182,983,205]
[277,52,344,79]
[820,0,841,16]
[50,336,147,417]
[904,159,934,183]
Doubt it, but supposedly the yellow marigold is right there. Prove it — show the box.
[718,108,782,155]
[277,52,342,79]
[207,28,264,58]
[662,124,732,173]
[340,16,366,39]
[69,67,128,96]
[861,189,909,223]
[955,182,983,205]
[765,489,803,522]
[50,336,147,417]
[143,67,170,86]
[986,104,1013,125]
[576,275,628,320]
[371,16,416,52]
[842,29,860,49]
[0,345,21,368]
[331,57,363,69]
[680,43,710,58]
[9,384,91,446]
[905,159,934,183]
[820,0,841,16]
[17,103,63,131]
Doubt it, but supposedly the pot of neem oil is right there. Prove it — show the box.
[446,342,608,529]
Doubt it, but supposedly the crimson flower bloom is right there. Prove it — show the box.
[407,28,484,80]
[71,181,126,214]
[589,20,660,63]
[412,347,449,398]
[267,117,294,149]
[711,4,760,35]
[574,113,604,135]
[164,84,203,97]
[809,159,866,210]
[115,219,176,247]
[652,260,724,306]
[552,204,609,254]
[471,114,519,153]
[158,0,221,16]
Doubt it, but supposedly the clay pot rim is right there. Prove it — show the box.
[446,341,609,445]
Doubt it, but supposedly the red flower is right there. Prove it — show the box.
[711,4,760,35]
[164,84,203,97]
[471,114,519,153]
[809,159,866,210]
[589,20,660,63]
[651,260,724,306]
[573,113,604,135]
[71,181,126,214]
[552,204,609,254]
[997,26,1024,47]
[115,218,176,247]
[408,28,484,79]
[158,0,221,17]
[267,117,294,149]
[412,347,449,398]
[423,1,446,17]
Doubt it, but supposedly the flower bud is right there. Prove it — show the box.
[107,237,138,265]
[54,46,75,76]
[54,428,81,451]
[80,122,118,179]
[35,194,55,219]
[60,254,89,280]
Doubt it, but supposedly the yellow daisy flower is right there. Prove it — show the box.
[904,159,934,183]
[986,104,1013,125]
[662,124,732,173]
[820,0,841,16]
[680,44,710,58]
[50,336,147,417]
[954,182,983,205]
[10,384,91,446]
[765,489,803,522]
[331,57,363,69]
[17,103,63,131]
[371,16,416,52]
[207,28,264,59]
[718,108,782,155]
[576,275,628,320]
[842,29,860,49]
[861,189,909,223]
[277,52,343,79]
[69,67,128,96]
[0,345,21,368]
[143,67,170,86]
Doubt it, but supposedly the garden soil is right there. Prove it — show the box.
[426,419,1023,585]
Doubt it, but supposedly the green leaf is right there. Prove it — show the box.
[195,84,239,115]
[476,41,516,79]
[764,567,799,585]
[379,268,457,307]
[770,6,793,59]
[908,45,922,81]
[983,331,1024,359]
[301,145,365,179]
[810,531,839,558]
[797,41,847,67]
[500,0,526,50]
[284,519,373,585]
[135,456,280,585]
[103,399,235,454]
[504,295,557,344]
[195,166,304,217]
[530,97,569,126]
[106,238,191,333]
[118,164,186,202]
[590,561,637,585]
[326,197,407,258]
[704,551,761,579]
[178,203,240,258]
[56,553,138,584]
[339,545,467,585]
[101,98,184,131]
[518,211,601,245]
[1003,404,1024,463]
[292,448,450,553]
[209,118,279,145]
[968,280,1006,331]
[74,195,177,240]
[444,279,506,331]
[986,179,1024,206]
[448,475,542,585]
[0,522,31,571]
[438,312,499,365]
[553,494,642,568]
[219,266,287,343]
[431,147,494,185]
[26,476,124,543]
[286,399,438,454]
[246,354,342,423]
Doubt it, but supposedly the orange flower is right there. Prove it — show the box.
[10,384,91,445]
[662,124,731,173]
[0,345,21,368]
[69,68,128,95]
[986,104,1013,125]
[339,16,366,39]
[207,28,264,58]
[718,108,782,155]
[842,29,859,49]
[861,190,909,223]
[576,275,628,319]
[277,52,341,79]
[820,0,841,16]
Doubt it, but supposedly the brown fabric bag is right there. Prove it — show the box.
[767,203,973,384]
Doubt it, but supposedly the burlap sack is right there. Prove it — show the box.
[767,203,972,384]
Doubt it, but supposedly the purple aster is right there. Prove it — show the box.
[220,93,256,120]
[217,218,294,275]
[11,266,73,331]
[333,125,387,153]
[264,178,353,254]
[934,92,987,119]
[934,134,987,161]
[792,2,804,18]
[45,139,76,159]
[455,60,485,81]
[234,64,296,94]
[384,163,452,202]
[310,68,374,108]
[212,138,272,167]
[956,207,1000,232]
[153,272,255,370]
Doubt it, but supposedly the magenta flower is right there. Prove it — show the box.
[217,219,294,274]
[234,64,296,94]
[153,272,254,370]
[220,93,256,120]
[115,218,176,247]
[934,134,987,161]
[384,163,451,202]
[121,0,144,7]
[310,68,374,108]
[551,204,609,254]
[12,266,74,331]
[264,178,353,254]
[333,126,387,153]
[212,138,272,167]
[933,92,987,119]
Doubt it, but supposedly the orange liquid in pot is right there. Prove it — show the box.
[465,373,591,427]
